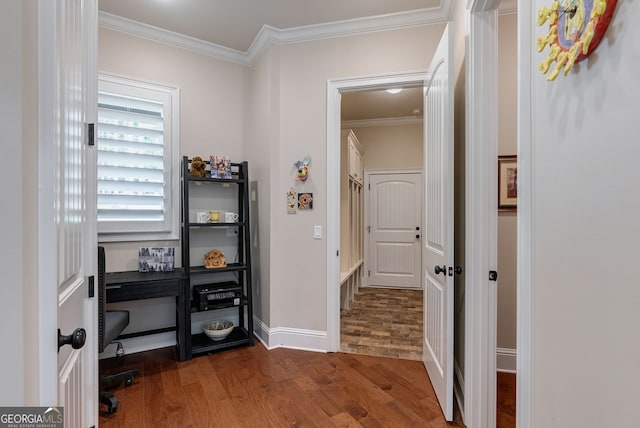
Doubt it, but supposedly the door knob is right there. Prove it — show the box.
[58,328,86,352]
[416,234,421,239]
[434,265,446,275]
[455,266,463,275]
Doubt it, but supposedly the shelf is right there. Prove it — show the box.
[188,221,246,228]
[182,156,253,360]
[189,263,248,275]
[191,327,253,355]
[187,176,245,184]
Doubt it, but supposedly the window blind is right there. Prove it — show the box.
[97,74,179,241]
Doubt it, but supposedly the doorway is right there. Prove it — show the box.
[338,85,425,360]
[326,72,429,355]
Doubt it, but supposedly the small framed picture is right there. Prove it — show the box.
[498,155,517,211]
[298,192,313,210]
[210,155,231,179]
[138,247,175,272]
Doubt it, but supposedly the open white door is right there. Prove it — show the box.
[38,1,97,426]
[423,23,455,421]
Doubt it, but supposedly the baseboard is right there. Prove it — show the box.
[454,359,465,422]
[497,347,517,373]
[253,316,327,353]
[98,319,330,359]
[98,332,176,359]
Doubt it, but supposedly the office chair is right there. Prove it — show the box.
[98,246,140,414]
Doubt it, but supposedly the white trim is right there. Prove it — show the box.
[99,8,450,67]
[517,2,533,427]
[252,316,327,353]
[342,116,423,128]
[465,2,500,428]
[327,72,429,353]
[96,73,181,242]
[497,347,517,373]
[37,0,60,405]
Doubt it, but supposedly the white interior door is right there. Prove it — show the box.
[39,1,97,426]
[423,23,455,421]
[367,171,422,289]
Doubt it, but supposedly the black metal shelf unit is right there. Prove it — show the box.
[181,156,254,358]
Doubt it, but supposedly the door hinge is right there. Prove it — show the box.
[489,270,498,281]
[368,183,370,190]
[336,250,339,257]
[86,123,95,146]
[368,270,370,277]
[367,225,371,233]
[88,275,95,298]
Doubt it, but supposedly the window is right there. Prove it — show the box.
[97,74,179,241]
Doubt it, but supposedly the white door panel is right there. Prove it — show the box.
[39,1,97,426]
[367,172,422,289]
[423,23,455,421]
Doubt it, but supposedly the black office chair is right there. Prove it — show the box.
[98,246,140,414]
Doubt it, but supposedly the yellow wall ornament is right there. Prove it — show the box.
[537,0,617,81]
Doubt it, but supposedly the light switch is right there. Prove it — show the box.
[313,226,322,239]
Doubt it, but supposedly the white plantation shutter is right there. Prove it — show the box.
[97,74,179,241]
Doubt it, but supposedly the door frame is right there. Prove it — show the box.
[327,71,429,354]
[363,169,424,289]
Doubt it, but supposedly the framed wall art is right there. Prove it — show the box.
[498,155,517,211]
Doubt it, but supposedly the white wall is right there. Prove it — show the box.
[98,27,249,271]
[0,0,26,405]
[497,12,517,353]
[97,28,250,353]
[353,124,423,170]
[523,1,640,426]
[267,24,445,333]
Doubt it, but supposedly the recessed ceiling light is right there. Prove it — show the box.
[385,88,403,95]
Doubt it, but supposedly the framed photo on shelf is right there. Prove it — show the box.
[210,155,231,179]
[498,155,517,211]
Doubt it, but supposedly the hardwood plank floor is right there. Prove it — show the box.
[99,344,461,427]
[496,372,516,428]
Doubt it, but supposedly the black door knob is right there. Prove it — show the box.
[455,266,463,275]
[434,265,446,275]
[416,234,421,239]
[58,328,86,352]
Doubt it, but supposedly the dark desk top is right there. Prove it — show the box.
[105,268,186,286]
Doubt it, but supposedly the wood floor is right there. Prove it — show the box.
[99,344,461,427]
[496,372,516,428]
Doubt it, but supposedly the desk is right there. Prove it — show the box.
[105,269,190,361]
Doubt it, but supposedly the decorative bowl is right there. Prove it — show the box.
[202,320,234,341]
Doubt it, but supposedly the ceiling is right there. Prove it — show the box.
[98,0,442,53]
[97,0,515,122]
[341,87,423,122]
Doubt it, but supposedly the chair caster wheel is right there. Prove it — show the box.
[125,377,134,387]
[107,397,118,414]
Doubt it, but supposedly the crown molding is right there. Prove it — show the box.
[498,0,518,15]
[342,116,423,128]
[98,11,251,66]
[99,5,449,67]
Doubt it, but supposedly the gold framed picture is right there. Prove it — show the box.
[498,155,517,211]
